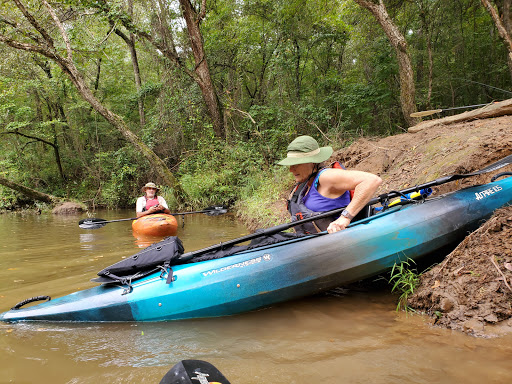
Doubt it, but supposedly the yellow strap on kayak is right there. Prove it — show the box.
[387,190,425,207]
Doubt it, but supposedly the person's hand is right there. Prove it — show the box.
[149,205,161,213]
[327,216,351,234]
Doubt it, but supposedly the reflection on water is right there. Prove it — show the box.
[1,211,512,383]
[132,231,170,248]
[79,233,96,249]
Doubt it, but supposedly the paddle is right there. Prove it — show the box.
[170,206,228,216]
[177,154,512,262]
[78,206,228,229]
[410,102,496,117]
[159,360,231,384]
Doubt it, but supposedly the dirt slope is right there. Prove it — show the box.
[334,115,512,196]
[408,206,512,337]
[331,115,512,337]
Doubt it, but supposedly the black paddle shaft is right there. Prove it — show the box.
[78,206,227,229]
[78,217,137,229]
[169,206,227,216]
[178,154,512,262]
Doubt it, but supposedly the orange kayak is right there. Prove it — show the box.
[131,214,178,237]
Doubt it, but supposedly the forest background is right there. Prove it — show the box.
[1,0,511,225]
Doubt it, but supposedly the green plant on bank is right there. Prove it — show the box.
[0,186,18,210]
[235,165,293,230]
[178,137,285,210]
[389,258,421,313]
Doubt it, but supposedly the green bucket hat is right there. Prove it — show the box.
[277,136,333,166]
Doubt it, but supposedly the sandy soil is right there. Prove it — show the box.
[330,115,512,337]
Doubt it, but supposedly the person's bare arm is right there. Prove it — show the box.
[318,168,382,233]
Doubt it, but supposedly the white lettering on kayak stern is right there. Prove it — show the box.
[191,371,210,384]
[475,185,502,200]
[202,253,272,277]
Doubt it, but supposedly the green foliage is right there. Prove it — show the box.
[389,258,421,313]
[0,185,18,210]
[1,0,511,212]
[235,165,292,228]
[179,138,267,207]
[94,148,141,208]
[100,166,139,207]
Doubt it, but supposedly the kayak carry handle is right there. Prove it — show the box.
[11,295,51,310]
[491,172,512,182]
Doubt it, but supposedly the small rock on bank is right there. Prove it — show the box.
[52,202,85,215]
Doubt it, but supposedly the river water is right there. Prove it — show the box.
[0,211,511,383]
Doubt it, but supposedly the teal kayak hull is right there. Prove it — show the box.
[2,177,511,322]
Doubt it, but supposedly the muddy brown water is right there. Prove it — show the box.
[1,211,512,384]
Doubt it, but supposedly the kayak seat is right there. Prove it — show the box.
[352,204,374,222]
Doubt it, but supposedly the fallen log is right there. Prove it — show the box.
[0,176,62,204]
[408,98,512,133]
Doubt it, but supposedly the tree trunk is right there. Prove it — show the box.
[427,39,433,107]
[33,58,68,180]
[408,98,512,132]
[505,0,512,80]
[154,0,179,56]
[294,39,302,101]
[179,0,225,138]
[94,57,102,91]
[114,27,146,129]
[131,33,146,128]
[0,176,61,204]
[417,0,439,109]
[67,68,183,194]
[52,128,66,180]
[128,0,145,128]
[481,0,512,80]
[354,0,420,127]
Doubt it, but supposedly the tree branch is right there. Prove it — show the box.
[481,0,512,59]
[3,129,55,148]
[0,33,54,58]
[94,0,198,81]
[0,175,61,204]
[41,0,73,61]
[198,0,207,23]
[11,0,55,49]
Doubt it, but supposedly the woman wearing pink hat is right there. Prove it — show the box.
[136,182,171,218]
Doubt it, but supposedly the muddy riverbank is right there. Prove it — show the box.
[329,115,512,337]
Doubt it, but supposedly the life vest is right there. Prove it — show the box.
[143,197,160,212]
[287,162,352,234]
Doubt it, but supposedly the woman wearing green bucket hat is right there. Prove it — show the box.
[278,136,382,234]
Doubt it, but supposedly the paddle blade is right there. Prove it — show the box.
[78,218,107,229]
[203,206,228,216]
[477,154,512,174]
[159,360,231,384]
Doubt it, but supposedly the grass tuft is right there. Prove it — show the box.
[389,258,421,312]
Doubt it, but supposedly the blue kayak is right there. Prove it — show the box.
[1,175,512,322]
